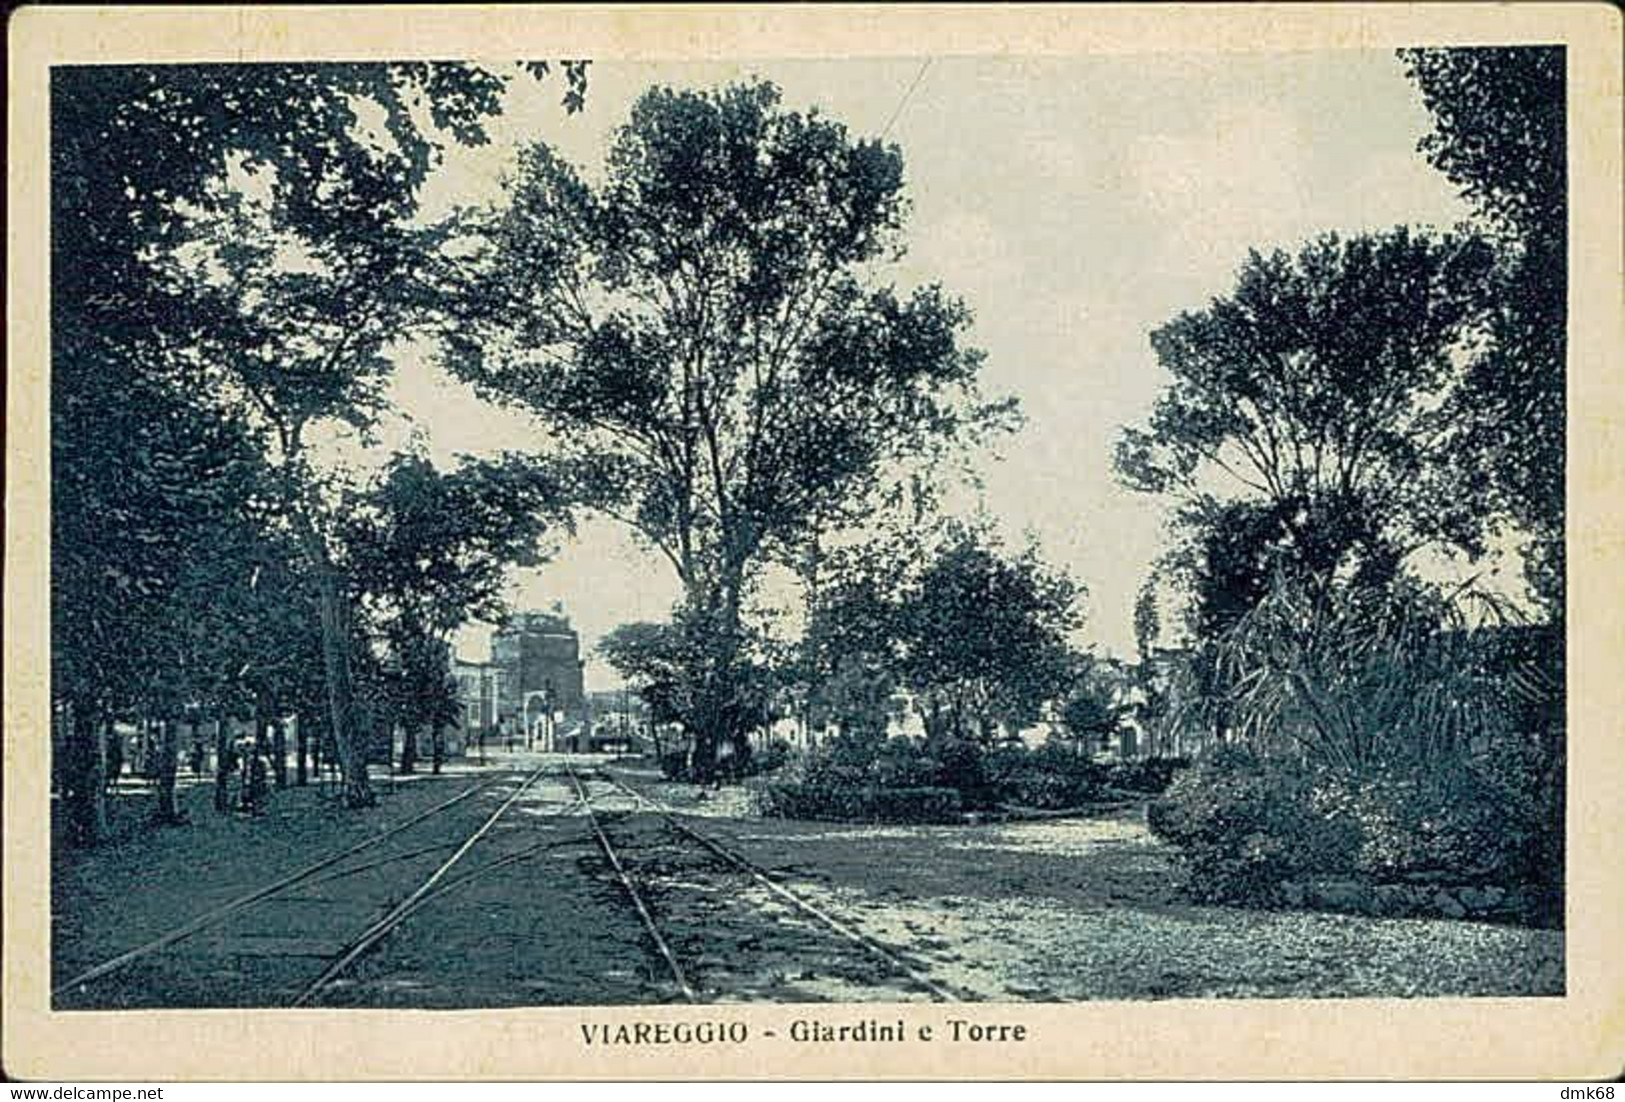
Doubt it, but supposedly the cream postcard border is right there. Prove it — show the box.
[6,3,1622,1081]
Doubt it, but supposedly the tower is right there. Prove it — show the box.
[491,608,586,748]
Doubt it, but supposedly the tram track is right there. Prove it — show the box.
[291,761,559,1005]
[56,761,595,1008]
[60,756,963,1008]
[566,763,962,1004]
[53,772,509,999]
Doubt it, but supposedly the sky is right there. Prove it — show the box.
[356,52,1475,684]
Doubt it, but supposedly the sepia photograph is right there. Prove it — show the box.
[6,3,1621,1082]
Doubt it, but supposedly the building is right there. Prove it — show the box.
[491,608,587,750]
[452,658,506,754]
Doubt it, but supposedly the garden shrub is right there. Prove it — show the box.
[659,750,692,781]
[747,737,793,776]
[1106,756,1191,794]
[925,734,995,808]
[1309,766,1515,880]
[757,782,962,824]
[1148,745,1360,904]
[799,730,891,787]
[870,736,942,788]
[1151,740,1563,917]
[987,742,1107,809]
[759,726,1173,822]
[1475,730,1564,925]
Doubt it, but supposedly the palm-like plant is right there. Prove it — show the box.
[1187,573,1553,777]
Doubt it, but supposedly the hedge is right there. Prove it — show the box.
[1105,756,1191,794]
[757,782,963,824]
[1147,746,1361,904]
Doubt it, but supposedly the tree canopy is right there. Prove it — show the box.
[442,80,1007,775]
[51,60,588,832]
[899,529,1083,744]
[1117,228,1496,605]
[1401,46,1566,609]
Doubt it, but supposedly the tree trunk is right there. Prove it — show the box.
[63,703,106,847]
[101,717,121,794]
[430,723,444,774]
[254,695,271,762]
[295,712,309,786]
[188,715,204,775]
[136,718,151,780]
[399,719,418,774]
[153,717,184,825]
[312,715,325,779]
[688,723,719,784]
[213,711,233,814]
[314,560,375,808]
[271,718,287,788]
[686,572,750,784]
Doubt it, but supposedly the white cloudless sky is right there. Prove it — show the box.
[365,52,1474,685]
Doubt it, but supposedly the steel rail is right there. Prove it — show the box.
[298,789,581,892]
[300,841,464,888]
[53,774,504,997]
[290,763,552,1006]
[566,767,698,1003]
[409,813,587,910]
[597,771,962,1003]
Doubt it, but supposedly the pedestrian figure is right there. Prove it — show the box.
[104,730,125,794]
[246,751,270,815]
[233,739,257,814]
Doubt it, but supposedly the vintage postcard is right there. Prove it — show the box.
[5,3,1622,1082]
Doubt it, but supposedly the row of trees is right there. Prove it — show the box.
[599,523,1115,764]
[52,62,591,843]
[56,68,1037,820]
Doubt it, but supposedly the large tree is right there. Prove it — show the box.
[1401,46,1566,610]
[341,450,577,772]
[1117,229,1496,612]
[597,622,689,732]
[50,337,266,841]
[161,193,460,806]
[897,529,1083,745]
[800,560,910,740]
[442,81,1003,778]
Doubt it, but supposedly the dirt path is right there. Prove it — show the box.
[644,792,1564,1000]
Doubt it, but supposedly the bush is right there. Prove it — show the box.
[1474,731,1564,888]
[757,782,962,824]
[657,736,787,782]
[1150,741,1563,915]
[988,742,1107,809]
[799,730,960,787]
[659,750,692,781]
[767,728,1171,820]
[871,736,943,788]
[1106,756,1191,794]
[747,737,793,776]
[1313,750,1559,899]
[926,735,994,808]
[1148,745,1360,904]
[799,730,889,787]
